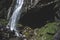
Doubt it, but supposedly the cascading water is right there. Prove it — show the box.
[7,0,24,37]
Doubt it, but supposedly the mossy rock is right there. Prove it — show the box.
[20,22,60,40]
[0,19,60,40]
[0,19,8,26]
[35,22,60,40]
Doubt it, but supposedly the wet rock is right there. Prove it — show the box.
[54,30,60,40]
[0,0,12,19]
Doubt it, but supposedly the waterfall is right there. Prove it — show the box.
[7,0,24,37]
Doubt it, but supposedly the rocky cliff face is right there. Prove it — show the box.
[0,0,60,26]
[0,0,12,19]
[0,0,60,19]
[0,0,60,40]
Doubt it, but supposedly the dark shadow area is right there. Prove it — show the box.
[20,3,57,28]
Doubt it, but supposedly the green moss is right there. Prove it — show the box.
[35,22,60,40]
[0,19,8,26]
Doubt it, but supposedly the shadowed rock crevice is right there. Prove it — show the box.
[20,3,57,28]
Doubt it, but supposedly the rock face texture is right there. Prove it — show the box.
[0,0,60,20]
[0,0,12,19]
[0,0,60,27]
[54,30,60,40]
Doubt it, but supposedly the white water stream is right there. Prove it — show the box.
[7,0,24,37]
